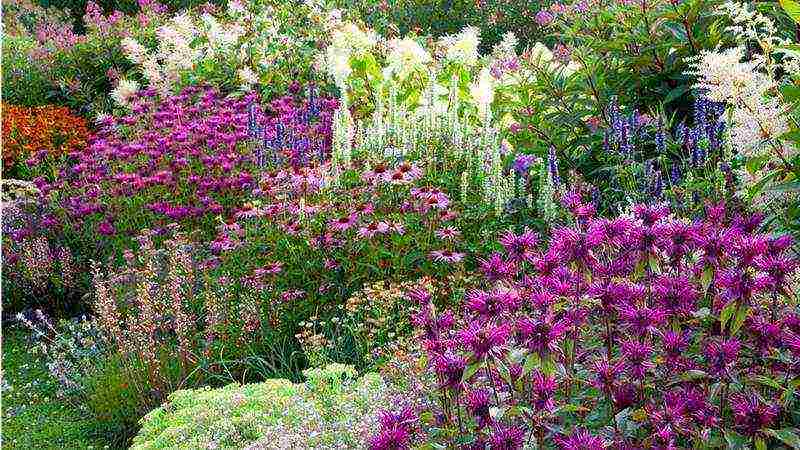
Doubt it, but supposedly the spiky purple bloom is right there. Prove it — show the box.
[465,288,521,317]
[517,315,568,356]
[556,428,606,450]
[620,339,655,379]
[434,350,466,388]
[478,253,517,282]
[531,370,558,411]
[659,330,692,370]
[652,275,698,317]
[466,388,492,428]
[458,322,510,360]
[730,392,779,436]
[370,406,417,450]
[617,303,666,336]
[704,338,740,376]
[499,228,538,262]
[489,423,525,450]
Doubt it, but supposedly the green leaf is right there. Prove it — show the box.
[523,353,540,375]
[461,361,482,383]
[720,300,737,332]
[730,305,750,336]
[766,181,800,193]
[765,428,800,449]
[724,429,750,450]
[681,369,709,382]
[752,375,785,391]
[648,254,661,274]
[701,265,714,293]
[755,437,766,450]
[780,0,800,24]
[781,85,800,103]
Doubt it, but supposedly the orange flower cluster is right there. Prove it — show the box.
[2,103,90,173]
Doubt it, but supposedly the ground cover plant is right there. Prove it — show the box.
[2,0,800,448]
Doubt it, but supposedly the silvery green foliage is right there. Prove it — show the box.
[132,364,401,449]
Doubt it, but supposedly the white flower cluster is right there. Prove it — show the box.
[384,37,431,80]
[470,67,495,123]
[110,78,140,107]
[121,13,200,96]
[324,22,378,89]
[689,47,791,159]
[121,0,310,96]
[723,0,800,77]
[440,26,480,66]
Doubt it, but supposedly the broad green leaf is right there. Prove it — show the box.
[523,353,540,375]
[461,361,482,383]
[701,266,714,293]
[720,300,737,332]
[780,0,800,24]
[730,305,750,335]
[724,429,750,450]
[765,428,800,449]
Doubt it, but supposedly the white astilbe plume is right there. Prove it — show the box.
[471,67,495,123]
[111,78,140,107]
[441,26,480,66]
[688,46,790,159]
[385,37,431,80]
[722,1,800,78]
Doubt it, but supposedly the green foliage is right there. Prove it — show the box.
[132,364,394,449]
[1,0,165,116]
[333,0,543,52]
[1,327,107,449]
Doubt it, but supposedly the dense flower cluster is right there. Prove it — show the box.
[595,96,733,211]
[2,104,91,176]
[373,198,800,448]
[26,85,334,251]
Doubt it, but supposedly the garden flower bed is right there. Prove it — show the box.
[2,0,800,448]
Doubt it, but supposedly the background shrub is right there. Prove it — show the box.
[333,0,543,52]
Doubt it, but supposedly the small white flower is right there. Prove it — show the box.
[110,78,139,107]
[121,37,147,64]
[385,37,431,79]
[237,67,258,87]
[441,26,480,66]
[470,67,494,121]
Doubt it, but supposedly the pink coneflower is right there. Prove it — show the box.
[280,289,306,302]
[376,221,391,234]
[435,226,461,241]
[429,249,465,264]
[283,220,302,235]
[358,222,381,239]
[353,202,375,216]
[393,162,422,183]
[390,221,405,235]
[427,192,451,210]
[264,261,283,275]
[362,164,391,183]
[329,214,357,232]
